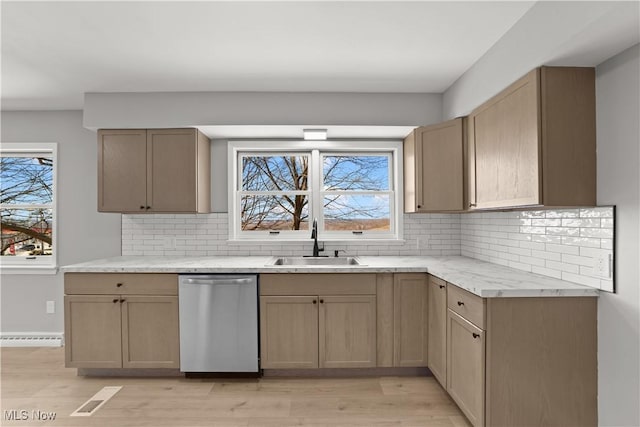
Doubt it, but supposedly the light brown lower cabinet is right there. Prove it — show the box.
[439,280,597,427]
[259,296,319,369]
[427,275,447,387]
[260,294,376,369]
[447,310,485,427]
[64,273,180,369]
[259,274,377,370]
[393,273,429,367]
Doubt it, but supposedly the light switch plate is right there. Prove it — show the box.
[46,301,55,314]
[594,252,612,279]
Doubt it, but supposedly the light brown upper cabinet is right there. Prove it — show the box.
[98,128,211,213]
[468,67,596,209]
[404,118,465,212]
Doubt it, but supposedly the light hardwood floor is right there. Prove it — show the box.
[1,347,470,427]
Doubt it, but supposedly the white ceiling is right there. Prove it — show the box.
[1,1,536,110]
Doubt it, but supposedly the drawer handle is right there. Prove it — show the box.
[312,300,317,304]
[457,301,464,306]
[146,206,151,210]
[320,299,324,304]
[116,283,123,287]
[120,299,126,303]
[439,285,445,289]
[472,333,480,339]
[417,204,422,209]
[112,298,119,303]
[140,205,145,210]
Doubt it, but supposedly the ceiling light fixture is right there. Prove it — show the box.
[303,129,327,141]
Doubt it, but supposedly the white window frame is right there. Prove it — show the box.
[0,143,58,273]
[229,140,403,242]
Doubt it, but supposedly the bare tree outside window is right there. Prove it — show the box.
[241,155,310,230]
[239,153,391,233]
[1,156,54,257]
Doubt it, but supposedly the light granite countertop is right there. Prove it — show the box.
[61,255,599,298]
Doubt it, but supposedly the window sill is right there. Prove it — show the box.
[0,265,58,275]
[227,239,406,245]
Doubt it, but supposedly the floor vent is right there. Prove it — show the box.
[0,333,63,347]
[70,386,122,417]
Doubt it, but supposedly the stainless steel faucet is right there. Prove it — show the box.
[311,218,323,257]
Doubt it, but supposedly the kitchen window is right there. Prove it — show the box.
[0,143,57,271]
[229,141,402,241]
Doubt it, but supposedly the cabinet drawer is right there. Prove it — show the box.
[429,275,447,288]
[65,273,178,295]
[260,274,376,296]
[447,284,485,329]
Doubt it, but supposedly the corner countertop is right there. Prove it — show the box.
[61,255,599,298]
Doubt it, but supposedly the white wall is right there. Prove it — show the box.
[594,44,640,426]
[0,111,121,333]
[442,1,639,119]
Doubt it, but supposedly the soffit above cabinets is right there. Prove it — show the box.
[197,125,417,140]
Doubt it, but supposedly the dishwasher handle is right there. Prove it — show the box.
[180,277,255,285]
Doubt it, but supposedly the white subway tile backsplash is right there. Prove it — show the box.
[123,213,461,258]
[532,218,562,227]
[545,209,579,218]
[580,207,614,218]
[562,218,601,228]
[460,206,614,290]
[124,206,614,291]
[545,243,580,255]
[546,260,580,274]
[546,227,580,236]
[580,228,614,238]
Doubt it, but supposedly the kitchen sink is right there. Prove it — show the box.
[268,257,365,266]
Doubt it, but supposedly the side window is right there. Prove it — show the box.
[1,143,57,269]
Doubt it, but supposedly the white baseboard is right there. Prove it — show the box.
[0,332,64,347]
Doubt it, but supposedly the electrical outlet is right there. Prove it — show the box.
[163,237,176,250]
[594,252,612,279]
[46,301,55,314]
[417,236,429,249]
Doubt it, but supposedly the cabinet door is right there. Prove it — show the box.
[447,310,485,427]
[260,296,319,369]
[427,276,447,387]
[319,295,376,368]
[147,129,198,212]
[121,296,180,369]
[393,273,428,367]
[469,69,540,209]
[416,119,464,211]
[64,295,122,368]
[98,129,147,212]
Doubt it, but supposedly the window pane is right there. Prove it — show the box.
[323,195,390,231]
[323,155,389,191]
[241,195,309,231]
[242,155,309,191]
[1,208,53,256]
[0,156,53,204]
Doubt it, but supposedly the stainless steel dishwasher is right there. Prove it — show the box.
[178,274,258,373]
